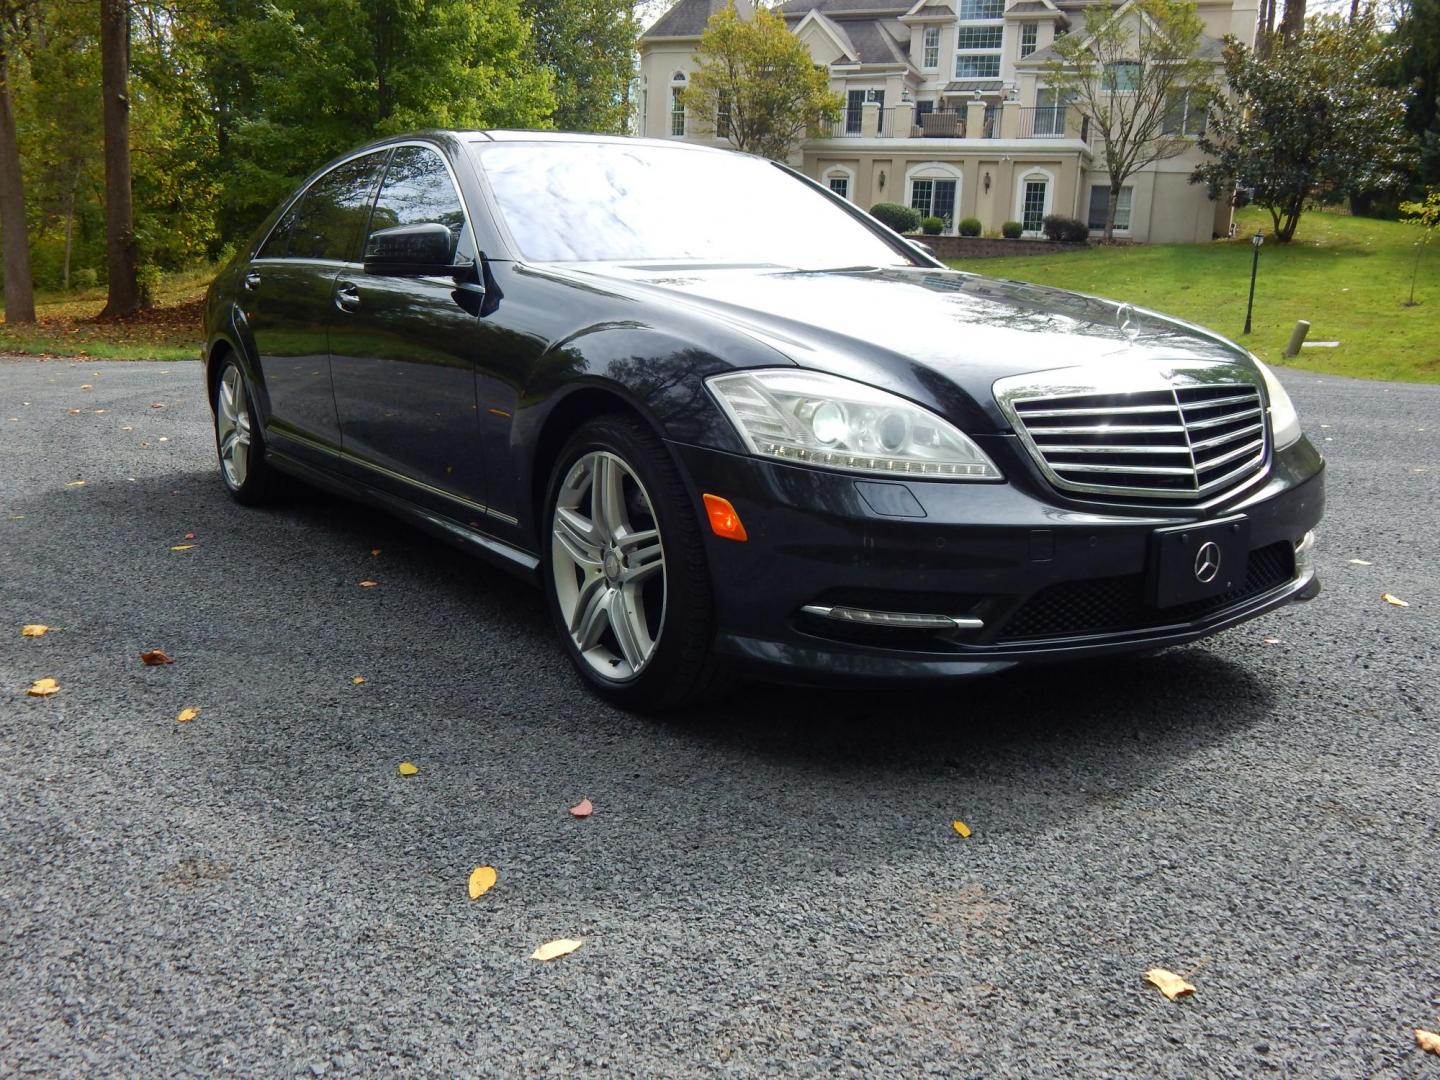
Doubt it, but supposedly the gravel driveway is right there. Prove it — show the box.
[1,357,1437,1078]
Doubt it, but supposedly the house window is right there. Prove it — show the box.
[1103,62,1140,92]
[955,22,1002,80]
[828,175,850,199]
[1020,23,1038,57]
[1162,90,1208,136]
[717,92,731,135]
[955,54,1001,79]
[1021,178,1048,232]
[670,87,685,136]
[1034,87,1067,135]
[959,0,1003,18]
[909,176,957,227]
[1087,184,1133,230]
[923,26,940,69]
[846,89,865,134]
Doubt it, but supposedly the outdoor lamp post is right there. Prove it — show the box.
[1244,230,1264,335]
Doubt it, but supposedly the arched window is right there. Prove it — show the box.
[1015,167,1055,235]
[670,71,687,136]
[823,164,856,202]
[905,162,963,233]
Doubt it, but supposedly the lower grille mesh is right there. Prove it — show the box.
[996,541,1296,642]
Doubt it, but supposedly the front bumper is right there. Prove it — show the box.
[672,433,1325,685]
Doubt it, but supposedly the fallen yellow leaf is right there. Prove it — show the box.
[359,580,378,588]
[1145,968,1196,1000]
[468,866,497,899]
[370,548,381,556]
[951,820,972,838]
[530,938,582,962]
[397,762,419,776]
[1381,593,1410,607]
[177,707,199,723]
[80,384,93,390]
[1417,1029,1440,1055]
[351,675,366,685]
[21,624,51,637]
[170,544,195,552]
[26,677,60,697]
[1348,558,1373,566]
[65,480,85,487]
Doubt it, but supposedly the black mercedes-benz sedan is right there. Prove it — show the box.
[202,130,1323,708]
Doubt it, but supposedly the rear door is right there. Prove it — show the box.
[242,151,388,461]
[329,145,487,515]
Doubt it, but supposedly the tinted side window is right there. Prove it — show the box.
[257,199,303,259]
[368,147,467,250]
[287,151,388,261]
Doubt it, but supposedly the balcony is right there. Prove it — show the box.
[818,102,1087,142]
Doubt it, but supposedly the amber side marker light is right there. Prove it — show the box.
[702,494,748,542]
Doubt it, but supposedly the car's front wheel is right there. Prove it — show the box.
[543,414,720,710]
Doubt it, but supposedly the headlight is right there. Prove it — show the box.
[707,369,1002,480]
[1251,356,1302,449]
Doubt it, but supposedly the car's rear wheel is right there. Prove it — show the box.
[213,357,278,506]
[543,414,721,710]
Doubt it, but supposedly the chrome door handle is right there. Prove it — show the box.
[335,281,361,312]
[242,271,261,291]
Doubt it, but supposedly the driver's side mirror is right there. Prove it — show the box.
[363,222,468,277]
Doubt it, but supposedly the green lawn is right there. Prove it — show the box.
[949,207,1440,384]
[0,266,213,361]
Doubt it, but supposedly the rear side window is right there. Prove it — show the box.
[285,151,389,261]
[257,200,302,259]
[368,146,467,250]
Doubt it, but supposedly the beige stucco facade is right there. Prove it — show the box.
[638,0,1256,244]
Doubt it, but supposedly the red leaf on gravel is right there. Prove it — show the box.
[139,649,174,666]
[569,798,593,818]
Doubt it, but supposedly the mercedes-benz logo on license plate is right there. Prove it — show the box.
[1194,541,1222,583]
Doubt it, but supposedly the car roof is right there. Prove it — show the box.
[407,128,745,156]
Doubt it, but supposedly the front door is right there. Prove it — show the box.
[328,145,487,516]
[242,151,389,461]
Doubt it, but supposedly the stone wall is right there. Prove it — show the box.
[910,235,1091,260]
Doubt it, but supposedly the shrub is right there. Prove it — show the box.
[1042,214,1089,243]
[958,216,982,236]
[1001,220,1023,239]
[870,202,922,233]
[921,216,944,235]
[72,268,99,291]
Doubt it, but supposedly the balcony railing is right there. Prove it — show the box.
[830,106,895,138]
[1017,105,1068,138]
[819,104,1086,140]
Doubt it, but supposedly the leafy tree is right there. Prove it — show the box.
[680,3,840,161]
[522,0,638,133]
[1192,13,1411,242]
[1385,0,1440,187]
[1400,186,1439,304]
[216,0,555,240]
[1042,0,1216,241]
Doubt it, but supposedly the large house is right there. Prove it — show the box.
[636,0,1254,242]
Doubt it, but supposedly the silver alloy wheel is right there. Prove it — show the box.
[550,451,667,681]
[215,364,252,490]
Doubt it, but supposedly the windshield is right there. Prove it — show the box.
[472,141,917,269]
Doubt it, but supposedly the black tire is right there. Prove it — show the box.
[212,355,280,507]
[541,413,723,711]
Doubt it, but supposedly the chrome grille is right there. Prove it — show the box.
[1008,383,1268,500]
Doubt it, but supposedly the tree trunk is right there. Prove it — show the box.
[1278,0,1306,46]
[100,0,141,318]
[1105,182,1120,241]
[0,45,35,324]
[61,180,75,290]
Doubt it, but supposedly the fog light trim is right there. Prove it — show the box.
[801,604,984,631]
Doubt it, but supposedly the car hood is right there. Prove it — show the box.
[561,263,1255,432]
